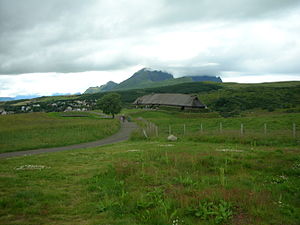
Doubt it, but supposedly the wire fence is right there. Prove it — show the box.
[140,121,299,145]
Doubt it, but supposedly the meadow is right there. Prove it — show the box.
[0,112,120,153]
[0,109,299,224]
[0,140,299,225]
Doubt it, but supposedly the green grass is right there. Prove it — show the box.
[130,110,300,146]
[0,112,120,153]
[0,109,299,224]
[0,140,299,224]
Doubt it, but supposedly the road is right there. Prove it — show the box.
[0,120,138,159]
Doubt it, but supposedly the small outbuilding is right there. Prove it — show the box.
[133,93,206,110]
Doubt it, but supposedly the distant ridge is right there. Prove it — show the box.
[83,68,223,94]
[0,93,80,102]
[0,97,14,102]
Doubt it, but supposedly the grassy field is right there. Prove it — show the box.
[131,110,300,147]
[0,140,299,225]
[0,110,299,224]
[0,112,120,153]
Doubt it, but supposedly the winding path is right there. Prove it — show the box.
[0,121,138,159]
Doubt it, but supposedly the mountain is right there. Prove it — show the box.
[84,81,118,94]
[113,68,174,91]
[0,97,14,102]
[0,93,81,102]
[84,68,223,94]
[0,95,41,102]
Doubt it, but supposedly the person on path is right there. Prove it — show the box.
[120,115,126,122]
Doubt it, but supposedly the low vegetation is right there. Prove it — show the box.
[0,140,299,224]
[0,112,120,153]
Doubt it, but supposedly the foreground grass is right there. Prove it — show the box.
[0,112,120,153]
[0,140,299,225]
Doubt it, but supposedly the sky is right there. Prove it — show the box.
[1,0,300,97]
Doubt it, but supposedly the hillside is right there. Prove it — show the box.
[81,82,222,104]
[189,75,222,82]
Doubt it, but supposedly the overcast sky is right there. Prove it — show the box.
[1,0,300,97]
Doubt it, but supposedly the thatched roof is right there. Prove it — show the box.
[133,93,206,108]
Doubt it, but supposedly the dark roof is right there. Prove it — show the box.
[133,93,206,108]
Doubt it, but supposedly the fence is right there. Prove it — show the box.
[140,121,299,145]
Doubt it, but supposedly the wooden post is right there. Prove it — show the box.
[293,123,296,138]
[240,123,244,135]
[183,124,186,136]
[264,123,267,135]
[151,123,154,135]
[220,122,223,133]
[143,129,148,138]
[200,123,203,133]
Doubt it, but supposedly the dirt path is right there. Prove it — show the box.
[0,121,138,159]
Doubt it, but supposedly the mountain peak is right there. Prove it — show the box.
[112,68,173,90]
[141,67,155,72]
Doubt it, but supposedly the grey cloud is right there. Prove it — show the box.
[162,0,300,22]
[0,0,300,75]
[165,65,221,77]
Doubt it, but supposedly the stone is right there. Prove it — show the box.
[167,135,177,141]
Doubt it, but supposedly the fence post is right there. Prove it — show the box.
[156,126,158,137]
[200,123,203,133]
[264,123,267,135]
[220,122,223,133]
[143,129,148,138]
[183,124,186,136]
[169,125,171,135]
[240,123,244,135]
[293,123,296,138]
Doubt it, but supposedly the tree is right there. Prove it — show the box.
[97,93,122,118]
